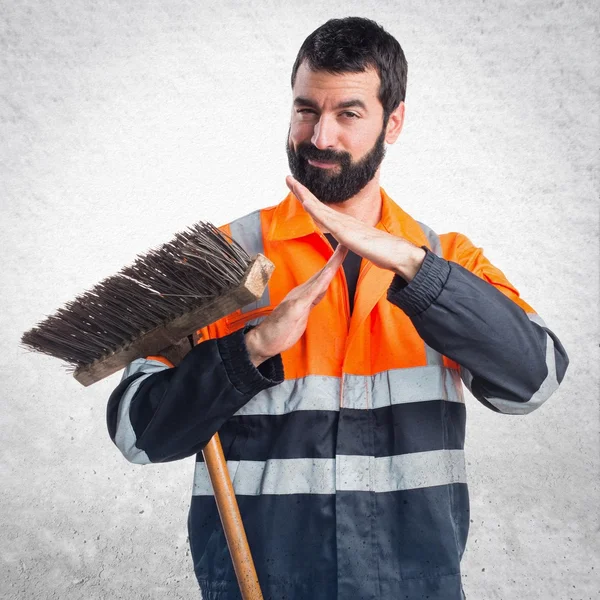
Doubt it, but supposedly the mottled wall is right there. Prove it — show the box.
[1,1,598,598]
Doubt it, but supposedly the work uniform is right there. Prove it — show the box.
[107,189,568,600]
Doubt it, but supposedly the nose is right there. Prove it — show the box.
[310,116,337,150]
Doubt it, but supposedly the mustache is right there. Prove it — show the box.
[295,143,351,165]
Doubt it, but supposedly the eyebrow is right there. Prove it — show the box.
[293,97,367,111]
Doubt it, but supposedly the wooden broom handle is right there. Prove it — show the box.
[202,434,263,600]
[166,338,263,600]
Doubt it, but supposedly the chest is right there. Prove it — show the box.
[226,236,436,379]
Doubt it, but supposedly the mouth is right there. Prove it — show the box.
[307,159,339,170]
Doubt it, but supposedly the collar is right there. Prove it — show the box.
[268,188,430,250]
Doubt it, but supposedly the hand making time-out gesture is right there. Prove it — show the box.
[285,175,426,282]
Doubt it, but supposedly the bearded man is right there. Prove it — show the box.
[107,17,568,600]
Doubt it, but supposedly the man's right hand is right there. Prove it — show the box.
[244,244,348,367]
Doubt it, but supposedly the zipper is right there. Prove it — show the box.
[318,231,350,409]
[318,231,351,327]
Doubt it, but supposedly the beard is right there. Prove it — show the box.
[286,126,387,204]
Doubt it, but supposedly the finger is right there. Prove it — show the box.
[286,175,328,214]
[286,175,376,253]
[310,244,348,298]
[296,241,347,288]
[286,175,338,231]
[287,177,385,256]
[310,260,343,307]
[311,288,328,308]
[313,243,347,281]
[286,175,309,199]
[325,242,348,270]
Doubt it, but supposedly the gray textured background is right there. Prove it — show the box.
[1,1,598,598]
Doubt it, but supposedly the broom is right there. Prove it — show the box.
[21,221,273,600]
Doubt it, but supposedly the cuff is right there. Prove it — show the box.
[217,328,284,397]
[387,247,451,317]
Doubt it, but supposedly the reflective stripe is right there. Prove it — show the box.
[234,375,340,416]
[486,326,559,415]
[424,343,444,367]
[193,457,334,496]
[343,367,463,411]
[337,450,466,492]
[234,367,463,416]
[417,220,442,256]
[192,450,466,496]
[527,312,546,328]
[460,313,558,414]
[229,209,264,256]
[115,358,170,464]
[229,210,270,313]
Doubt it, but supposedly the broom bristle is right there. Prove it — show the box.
[21,222,251,367]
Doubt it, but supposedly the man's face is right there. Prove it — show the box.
[287,63,388,204]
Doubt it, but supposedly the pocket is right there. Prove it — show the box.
[219,424,249,461]
[374,484,462,581]
[219,424,250,488]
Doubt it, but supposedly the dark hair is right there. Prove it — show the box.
[291,17,407,122]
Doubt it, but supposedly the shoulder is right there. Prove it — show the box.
[416,222,530,308]
[414,221,479,267]
[415,221,512,283]
[215,204,279,257]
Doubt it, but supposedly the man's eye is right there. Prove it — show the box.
[342,112,359,119]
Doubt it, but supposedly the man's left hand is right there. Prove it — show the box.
[286,175,426,282]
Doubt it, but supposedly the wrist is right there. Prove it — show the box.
[393,245,426,282]
[244,328,270,367]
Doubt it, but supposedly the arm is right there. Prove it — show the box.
[106,329,283,464]
[285,176,569,414]
[106,243,348,464]
[386,241,569,414]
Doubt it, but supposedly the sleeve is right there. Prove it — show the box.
[386,235,569,414]
[106,328,284,464]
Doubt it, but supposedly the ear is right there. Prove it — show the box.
[385,102,405,144]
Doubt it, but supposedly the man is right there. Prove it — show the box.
[107,17,568,600]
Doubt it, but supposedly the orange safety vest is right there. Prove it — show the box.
[197,188,534,381]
